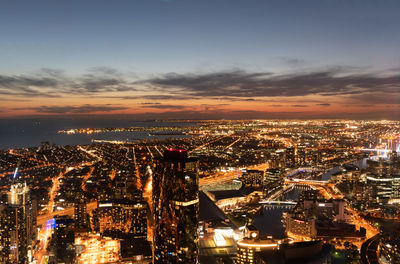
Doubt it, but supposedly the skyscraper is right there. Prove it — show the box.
[74,194,88,230]
[152,149,199,263]
[0,183,34,264]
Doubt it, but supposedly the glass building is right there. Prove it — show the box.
[152,149,199,263]
[0,183,34,264]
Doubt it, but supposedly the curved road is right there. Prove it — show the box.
[361,235,380,264]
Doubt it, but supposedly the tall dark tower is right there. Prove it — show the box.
[0,183,34,264]
[152,149,199,263]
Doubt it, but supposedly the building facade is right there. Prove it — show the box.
[263,169,284,198]
[97,199,147,239]
[152,149,199,263]
[0,183,34,264]
[366,174,400,203]
[241,170,264,188]
[74,194,88,229]
[236,226,279,264]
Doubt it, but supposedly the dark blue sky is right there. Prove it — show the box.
[1,0,399,75]
[0,0,399,119]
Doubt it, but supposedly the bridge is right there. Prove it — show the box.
[286,167,323,178]
[259,200,297,205]
[91,139,126,144]
[286,178,328,184]
[359,148,392,153]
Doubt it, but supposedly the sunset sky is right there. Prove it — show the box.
[0,0,399,119]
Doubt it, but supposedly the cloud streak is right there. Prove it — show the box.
[15,104,129,114]
[0,67,137,97]
[143,69,400,100]
[1,67,399,115]
[140,104,186,109]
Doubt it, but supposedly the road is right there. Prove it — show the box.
[36,160,271,225]
[81,167,95,192]
[33,149,99,264]
[37,201,98,226]
[34,201,97,263]
[35,167,68,264]
[199,161,274,186]
[46,171,64,213]
[189,135,230,153]
[34,222,52,264]
[361,235,380,264]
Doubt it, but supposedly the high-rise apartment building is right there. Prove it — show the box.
[74,194,88,229]
[97,199,147,239]
[0,183,34,264]
[152,149,199,263]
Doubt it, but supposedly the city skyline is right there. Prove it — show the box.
[1,2,400,262]
[1,119,399,263]
[0,0,399,120]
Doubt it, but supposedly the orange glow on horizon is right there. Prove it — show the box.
[0,92,394,119]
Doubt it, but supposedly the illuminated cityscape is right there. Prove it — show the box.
[0,119,399,263]
[1,0,400,263]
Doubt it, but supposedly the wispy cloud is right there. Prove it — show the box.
[345,93,400,105]
[143,69,400,100]
[1,67,399,110]
[140,102,161,105]
[15,104,129,114]
[140,104,186,109]
[0,67,137,97]
[132,95,193,100]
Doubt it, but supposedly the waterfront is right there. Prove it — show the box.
[253,205,293,238]
[0,119,397,263]
[253,186,304,238]
[0,119,192,150]
[321,158,368,181]
[253,158,368,240]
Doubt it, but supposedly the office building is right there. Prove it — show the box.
[263,169,284,198]
[74,194,88,229]
[152,149,199,263]
[0,183,34,264]
[97,199,147,239]
[241,170,264,188]
[366,174,400,203]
